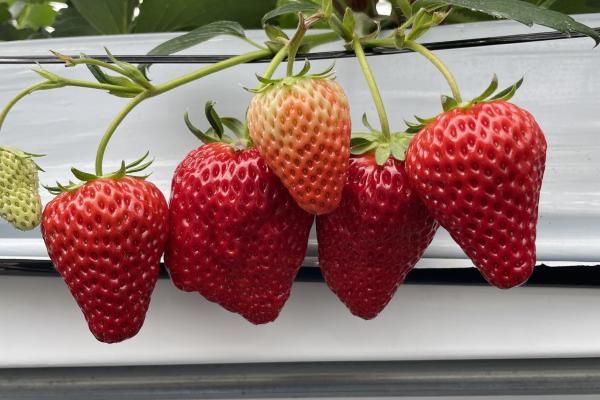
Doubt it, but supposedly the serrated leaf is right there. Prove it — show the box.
[139,21,247,72]
[262,0,319,26]
[375,144,391,165]
[414,0,600,45]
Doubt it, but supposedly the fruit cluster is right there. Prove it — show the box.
[0,0,595,343]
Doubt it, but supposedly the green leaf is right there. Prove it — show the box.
[342,7,355,35]
[414,0,600,46]
[375,144,391,165]
[184,111,220,143]
[265,24,289,40]
[361,113,378,132]
[473,74,498,103]
[205,101,224,138]
[392,0,413,19]
[71,167,97,182]
[139,21,248,72]
[350,140,378,155]
[220,117,245,137]
[16,3,56,29]
[390,135,411,161]
[441,95,458,111]
[70,0,137,34]
[136,0,276,32]
[262,0,319,26]
[52,5,98,37]
[0,3,11,23]
[147,21,246,56]
[490,77,524,101]
[321,0,333,18]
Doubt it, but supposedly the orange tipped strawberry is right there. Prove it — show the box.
[247,64,351,215]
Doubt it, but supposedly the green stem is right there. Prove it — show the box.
[242,37,267,50]
[0,82,51,132]
[95,92,149,176]
[302,31,340,49]
[351,37,391,140]
[286,16,309,77]
[66,57,129,76]
[95,49,272,174]
[404,40,462,102]
[62,79,141,93]
[262,45,289,81]
[153,49,270,94]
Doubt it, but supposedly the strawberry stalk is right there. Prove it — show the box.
[351,36,391,140]
[403,40,463,103]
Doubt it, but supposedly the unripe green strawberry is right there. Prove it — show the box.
[0,146,42,230]
[247,76,351,215]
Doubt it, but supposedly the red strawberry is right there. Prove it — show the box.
[41,174,168,343]
[317,155,438,319]
[247,73,351,215]
[165,105,313,324]
[406,98,547,288]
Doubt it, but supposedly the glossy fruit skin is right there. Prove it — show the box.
[41,177,168,343]
[405,101,547,288]
[247,77,351,215]
[316,155,438,319]
[0,146,42,231]
[165,143,314,324]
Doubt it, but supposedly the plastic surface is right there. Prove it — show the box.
[0,16,599,367]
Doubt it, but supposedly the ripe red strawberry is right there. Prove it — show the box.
[247,74,351,215]
[317,155,438,319]
[406,99,546,288]
[41,175,168,343]
[165,105,313,324]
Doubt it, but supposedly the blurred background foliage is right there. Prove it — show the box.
[0,0,599,41]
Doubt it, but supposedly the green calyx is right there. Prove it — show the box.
[248,60,334,94]
[185,101,250,151]
[406,75,524,133]
[350,114,414,166]
[44,151,153,195]
[0,146,43,231]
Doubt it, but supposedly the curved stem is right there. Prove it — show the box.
[67,57,129,76]
[95,49,272,174]
[153,49,270,94]
[0,82,50,133]
[263,45,289,81]
[242,37,267,50]
[404,40,462,103]
[352,37,391,140]
[95,92,149,175]
[62,79,141,93]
